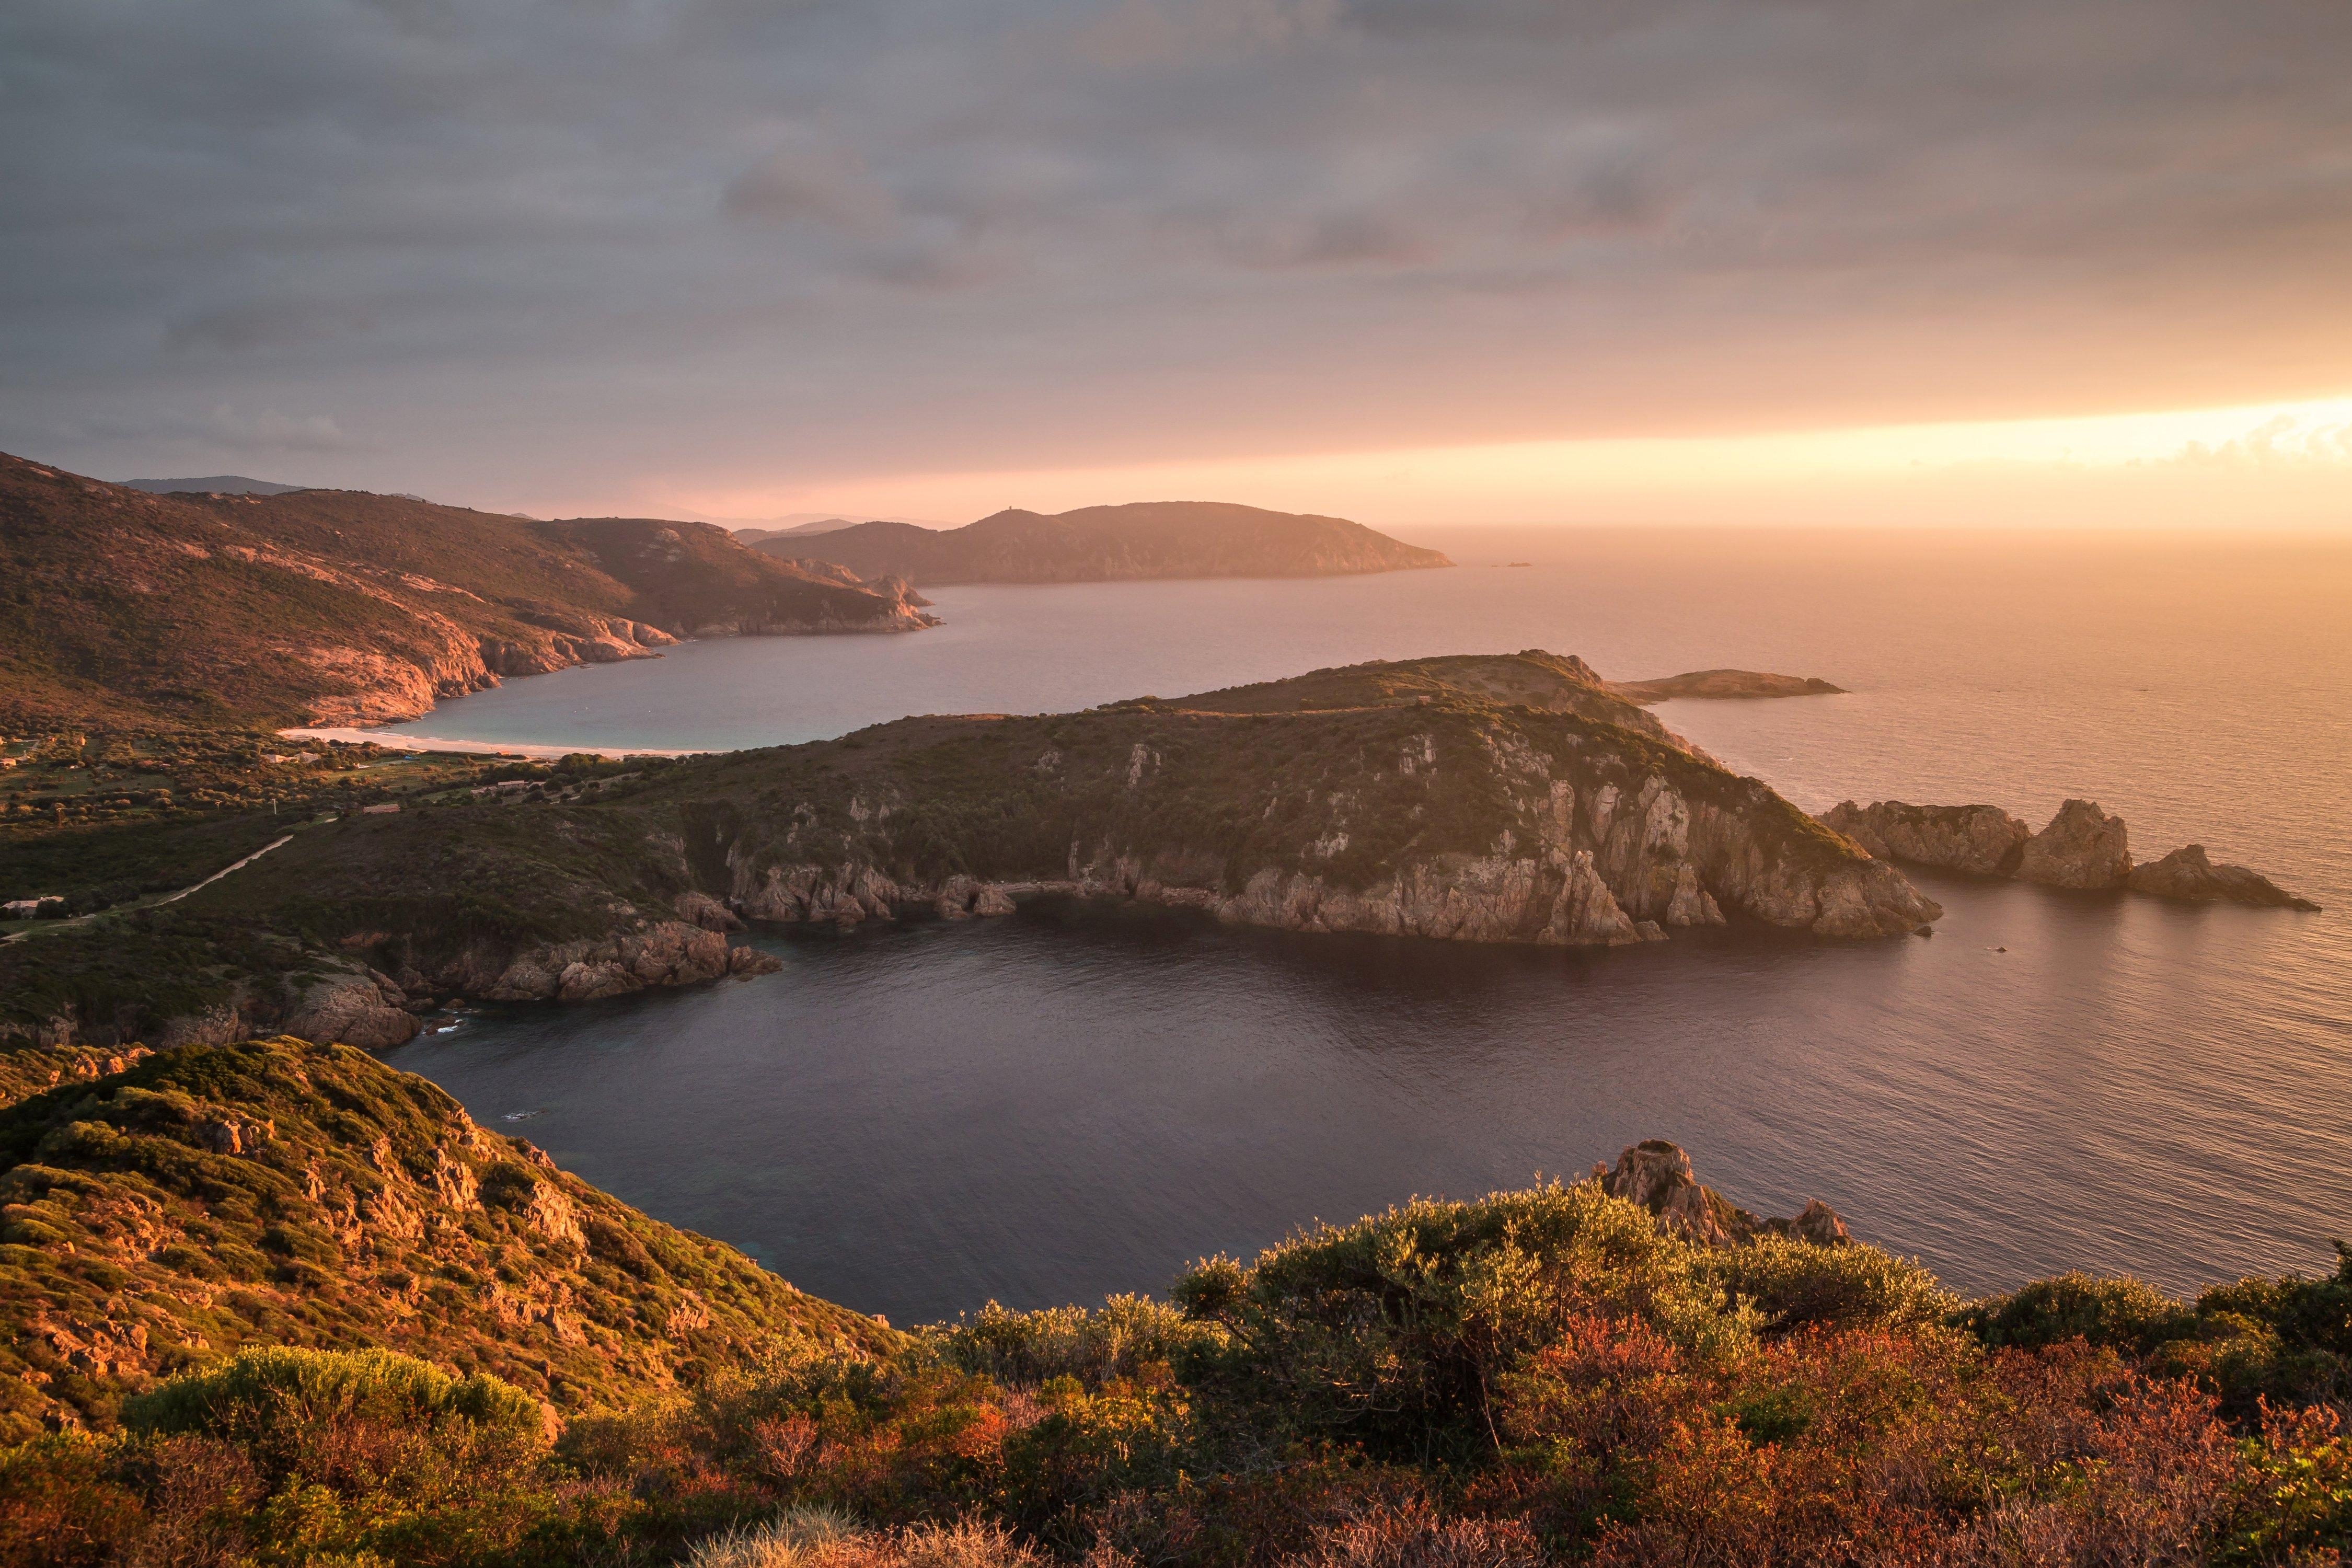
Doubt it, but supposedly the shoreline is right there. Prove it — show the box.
[279,726,712,760]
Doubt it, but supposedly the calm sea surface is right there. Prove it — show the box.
[383,528,2352,1322]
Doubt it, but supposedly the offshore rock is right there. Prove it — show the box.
[2127,845,2321,910]
[1593,1140,1852,1248]
[1819,800,2031,877]
[2016,799,2132,889]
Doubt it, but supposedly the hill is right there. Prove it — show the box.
[4,1045,2349,1564]
[0,453,937,730]
[758,500,1454,584]
[2,652,1938,1052]
[118,475,306,496]
[0,1036,892,1439]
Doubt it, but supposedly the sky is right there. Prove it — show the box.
[3,0,2349,528]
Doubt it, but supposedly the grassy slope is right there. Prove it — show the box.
[0,452,928,730]
[0,1038,892,1441]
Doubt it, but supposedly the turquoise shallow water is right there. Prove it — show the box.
[383,527,2352,1322]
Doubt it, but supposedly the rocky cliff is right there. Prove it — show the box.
[769,500,1454,585]
[1821,797,2318,909]
[687,652,1941,945]
[0,452,936,730]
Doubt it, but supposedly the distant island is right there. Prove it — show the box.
[1607,668,1847,704]
[753,500,1454,584]
[0,453,935,730]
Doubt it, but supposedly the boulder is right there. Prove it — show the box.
[2016,799,2131,889]
[2127,845,2320,910]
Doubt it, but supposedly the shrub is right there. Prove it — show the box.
[1954,1271,2190,1354]
[930,1296,1209,1389]
[1699,1236,1957,1335]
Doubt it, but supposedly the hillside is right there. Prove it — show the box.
[3,652,1938,1052]
[5,1045,2349,1564]
[759,500,1454,584]
[0,1036,891,1440]
[0,453,936,730]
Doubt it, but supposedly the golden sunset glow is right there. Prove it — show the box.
[665,393,2352,530]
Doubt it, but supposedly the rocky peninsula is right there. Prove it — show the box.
[1820,798,2319,909]
[4,651,1942,1051]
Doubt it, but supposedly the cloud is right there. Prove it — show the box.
[0,0,2347,507]
[206,406,365,453]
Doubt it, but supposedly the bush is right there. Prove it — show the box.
[124,1346,550,1463]
[930,1296,1208,1389]
[1954,1271,2190,1354]
[1699,1236,1957,1335]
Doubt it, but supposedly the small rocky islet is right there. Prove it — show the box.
[1819,797,2320,909]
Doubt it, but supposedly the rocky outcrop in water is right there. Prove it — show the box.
[454,920,780,1004]
[1821,797,2318,911]
[1592,1139,1852,1247]
[1820,801,2032,877]
[2127,845,2321,910]
[2015,799,2132,889]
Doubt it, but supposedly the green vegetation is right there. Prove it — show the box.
[3,1048,2349,1567]
[6,652,1901,1047]
[0,1039,889,1444]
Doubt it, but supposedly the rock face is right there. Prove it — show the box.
[1820,801,2032,877]
[1592,1140,1851,1248]
[2127,845,2321,910]
[281,972,423,1051]
[706,653,1942,949]
[2015,799,2132,889]
[452,920,781,1004]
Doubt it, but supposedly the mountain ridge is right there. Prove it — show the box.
[0,453,937,730]
[758,499,1454,584]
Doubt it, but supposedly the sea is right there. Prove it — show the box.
[379,526,2352,1324]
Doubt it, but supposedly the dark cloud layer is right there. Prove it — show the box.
[2,0,2347,504]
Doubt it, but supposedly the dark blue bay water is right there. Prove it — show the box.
[383,527,2352,1322]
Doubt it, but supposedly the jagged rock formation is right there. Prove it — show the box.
[0,451,937,730]
[1821,797,2318,910]
[1606,670,1847,704]
[769,500,1454,586]
[1819,801,2032,877]
[694,652,1941,945]
[2015,798,2132,888]
[447,920,780,1004]
[1592,1139,1851,1247]
[0,1039,890,1440]
[2127,845,2321,910]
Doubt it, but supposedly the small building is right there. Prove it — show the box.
[362,802,401,814]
